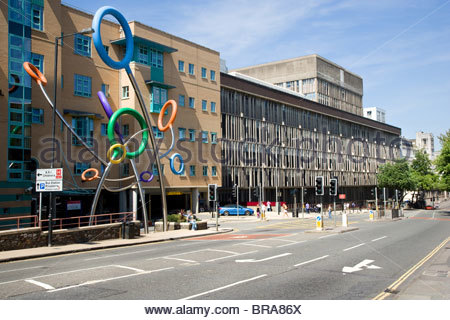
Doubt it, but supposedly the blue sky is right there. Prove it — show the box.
[66,0,450,149]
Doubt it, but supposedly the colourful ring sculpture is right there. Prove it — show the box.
[81,168,100,182]
[107,143,127,164]
[169,153,185,175]
[92,7,134,72]
[23,62,47,86]
[140,171,154,183]
[107,108,149,159]
[158,100,178,132]
[97,91,121,137]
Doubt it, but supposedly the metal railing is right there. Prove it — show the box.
[0,212,133,231]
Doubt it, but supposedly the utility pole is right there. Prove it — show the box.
[383,187,386,213]
[301,186,304,219]
[375,187,378,218]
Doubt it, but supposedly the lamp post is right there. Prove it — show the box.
[47,27,94,247]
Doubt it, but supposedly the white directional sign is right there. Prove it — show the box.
[36,168,63,192]
[342,259,381,273]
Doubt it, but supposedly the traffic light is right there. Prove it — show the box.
[232,184,237,198]
[329,178,337,196]
[370,187,375,197]
[253,186,259,197]
[315,176,324,196]
[208,184,217,201]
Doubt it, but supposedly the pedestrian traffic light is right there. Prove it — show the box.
[232,184,237,198]
[329,178,337,196]
[315,176,324,196]
[208,184,217,201]
[253,186,259,197]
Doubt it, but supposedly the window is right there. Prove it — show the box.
[189,97,195,109]
[202,166,208,176]
[211,132,217,144]
[74,34,91,57]
[32,108,44,124]
[178,60,185,72]
[210,70,216,81]
[202,100,207,111]
[179,94,185,107]
[211,101,216,113]
[189,165,195,176]
[31,4,43,31]
[150,87,168,113]
[122,124,129,137]
[201,67,207,79]
[74,162,90,176]
[72,117,94,146]
[152,163,164,176]
[122,86,129,99]
[152,126,163,139]
[74,74,92,97]
[188,129,196,142]
[31,53,44,72]
[150,49,163,68]
[101,84,110,97]
[188,63,195,75]
[212,166,217,177]
[138,45,148,64]
[202,131,208,143]
[122,163,129,176]
[178,127,186,140]
[101,123,107,136]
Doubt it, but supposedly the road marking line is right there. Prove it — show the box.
[238,243,272,248]
[113,265,145,273]
[343,243,365,251]
[277,241,306,248]
[207,249,239,255]
[181,274,267,300]
[294,255,329,267]
[0,265,44,274]
[206,251,258,262]
[319,234,338,239]
[25,279,55,290]
[48,267,173,293]
[371,236,388,242]
[236,253,292,263]
[84,248,156,261]
[373,236,450,300]
[164,257,197,263]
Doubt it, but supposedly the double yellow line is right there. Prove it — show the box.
[373,236,450,300]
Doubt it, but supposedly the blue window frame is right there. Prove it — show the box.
[188,129,196,142]
[101,83,110,97]
[31,4,43,31]
[31,108,43,124]
[202,166,208,176]
[72,117,93,146]
[74,74,92,97]
[122,124,129,137]
[179,94,185,107]
[150,87,168,113]
[202,131,208,143]
[101,123,107,136]
[152,126,164,139]
[178,60,185,72]
[74,34,91,57]
[189,97,195,109]
[138,45,148,64]
[211,132,217,144]
[189,165,195,176]
[150,49,163,68]
[210,70,216,81]
[211,101,216,113]
[74,162,90,176]
[31,53,43,72]
[122,86,129,99]
[152,163,164,176]
[188,63,195,75]
[201,67,207,79]
[178,127,186,140]
[212,166,217,177]
[202,100,207,111]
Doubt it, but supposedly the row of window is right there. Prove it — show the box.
[178,60,216,81]
[178,95,216,112]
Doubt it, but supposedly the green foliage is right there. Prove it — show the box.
[435,129,450,191]
[411,149,432,175]
[411,150,438,191]
[377,158,416,192]
[167,214,182,223]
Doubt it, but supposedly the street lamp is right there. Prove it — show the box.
[47,27,94,247]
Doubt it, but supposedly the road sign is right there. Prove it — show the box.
[36,168,63,192]
[338,194,346,200]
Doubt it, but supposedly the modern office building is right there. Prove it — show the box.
[363,107,386,123]
[219,72,401,205]
[232,54,364,116]
[1,0,221,221]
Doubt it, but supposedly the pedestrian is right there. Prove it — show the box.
[185,210,197,230]
[351,202,356,212]
[305,203,310,214]
[282,203,289,217]
[267,201,272,212]
[328,205,332,219]
[256,204,261,219]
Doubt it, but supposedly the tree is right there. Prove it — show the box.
[377,158,416,204]
[435,129,450,191]
[411,149,439,202]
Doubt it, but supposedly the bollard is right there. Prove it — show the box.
[342,213,348,227]
[316,215,323,230]
[369,210,374,221]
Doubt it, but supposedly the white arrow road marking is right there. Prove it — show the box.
[236,253,292,263]
[342,259,381,273]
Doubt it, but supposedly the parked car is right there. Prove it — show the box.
[219,205,254,216]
